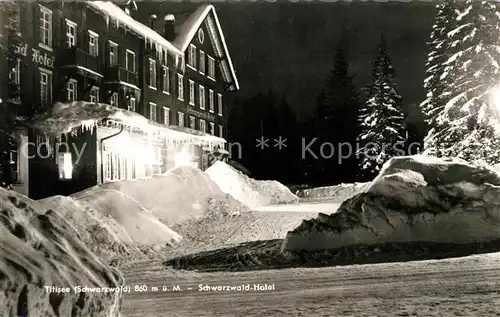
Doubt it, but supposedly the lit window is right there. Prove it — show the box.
[149,58,156,88]
[67,79,78,102]
[110,92,118,107]
[189,116,195,129]
[209,122,215,135]
[39,5,52,48]
[163,107,170,125]
[189,80,195,105]
[199,85,205,110]
[149,102,157,122]
[209,89,214,112]
[58,152,73,180]
[90,86,99,103]
[40,68,52,105]
[199,50,205,74]
[178,112,184,127]
[109,41,118,67]
[66,20,77,47]
[162,66,169,93]
[128,97,136,112]
[177,74,184,101]
[88,31,99,57]
[208,55,215,79]
[217,93,223,115]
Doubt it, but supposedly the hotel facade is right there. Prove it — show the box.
[0,1,239,198]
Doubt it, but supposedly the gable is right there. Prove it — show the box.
[172,5,239,91]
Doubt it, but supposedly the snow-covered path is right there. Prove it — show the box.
[122,252,500,316]
[251,200,341,213]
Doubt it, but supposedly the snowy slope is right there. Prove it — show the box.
[296,182,370,201]
[283,155,500,251]
[205,161,298,208]
[0,188,123,317]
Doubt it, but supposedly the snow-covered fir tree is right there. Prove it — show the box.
[358,36,407,178]
[420,0,459,128]
[424,0,500,165]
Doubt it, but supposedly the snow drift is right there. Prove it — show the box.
[283,155,500,252]
[0,188,123,317]
[205,161,299,208]
[296,182,370,201]
[73,166,230,227]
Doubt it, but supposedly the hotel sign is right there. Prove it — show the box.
[15,43,54,68]
[186,106,215,121]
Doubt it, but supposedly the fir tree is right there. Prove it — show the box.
[0,3,22,189]
[314,46,361,184]
[358,36,407,178]
[420,0,459,130]
[424,0,500,165]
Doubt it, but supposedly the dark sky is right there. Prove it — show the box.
[139,2,435,123]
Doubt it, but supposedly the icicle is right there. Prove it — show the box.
[106,15,109,29]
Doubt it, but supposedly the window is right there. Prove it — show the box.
[217,93,223,115]
[177,74,184,101]
[39,5,52,48]
[128,97,136,112]
[199,119,206,133]
[199,85,205,110]
[189,80,195,105]
[39,68,52,105]
[67,79,78,102]
[110,92,118,107]
[90,86,99,103]
[209,89,214,112]
[149,103,157,122]
[209,122,215,135]
[163,107,170,125]
[218,125,223,138]
[208,55,215,79]
[149,59,157,89]
[162,66,170,93]
[126,50,135,72]
[109,41,118,67]
[8,58,20,86]
[188,44,197,69]
[178,112,184,127]
[199,50,205,74]
[189,116,196,129]
[198,29,205,43]
[88,31,99,57]
[11,4,20,31]
[66,20,77,47]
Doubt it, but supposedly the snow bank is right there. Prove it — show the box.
[73,166,229,227]
[283,155,500,252]
[205,161,299,208]
[296,182,370,201]
[0,188,123,317]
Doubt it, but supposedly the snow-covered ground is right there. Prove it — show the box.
[206,161,299,208]
[0,188,123,317]
[295,182,369,202]
[122,251,500,317]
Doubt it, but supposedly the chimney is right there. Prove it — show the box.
[149,14,157,30]
[164,14,176,41]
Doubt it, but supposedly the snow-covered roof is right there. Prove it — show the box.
[172,5,239,91]
[28,102,226,144]
[87,1,183,58]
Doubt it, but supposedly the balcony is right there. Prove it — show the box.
[105,66,139,88]
[59,47,101,76]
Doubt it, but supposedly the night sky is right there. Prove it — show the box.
[139,2,435,123]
